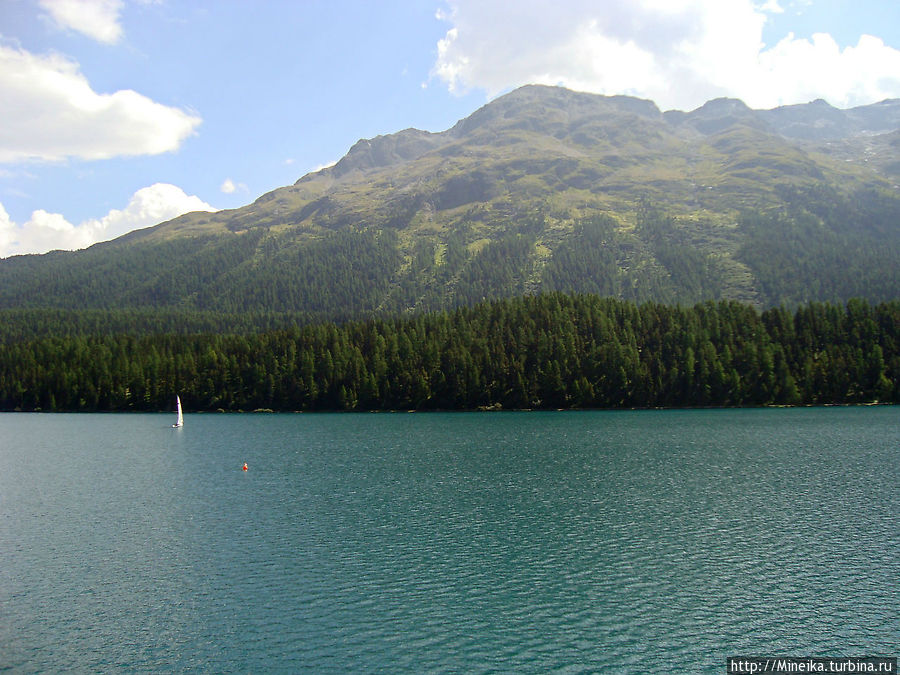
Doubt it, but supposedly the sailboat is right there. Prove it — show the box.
[172,395,184,428]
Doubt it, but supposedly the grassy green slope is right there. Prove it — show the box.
[1,85,898,329]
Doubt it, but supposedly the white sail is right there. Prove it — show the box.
[173,395,184,427]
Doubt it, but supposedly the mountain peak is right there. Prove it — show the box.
[759,97,900,140]
[327,128,444,178]
[667,97,767,135]
[449,85,661,138]
[2,84,899,317]
[693,97,754,113]
[309,87,900,185]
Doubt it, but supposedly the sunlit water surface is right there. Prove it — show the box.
[1,408,897,673]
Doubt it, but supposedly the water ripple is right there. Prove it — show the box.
[1,408,897,673]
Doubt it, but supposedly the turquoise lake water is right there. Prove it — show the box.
[1,408,897,673]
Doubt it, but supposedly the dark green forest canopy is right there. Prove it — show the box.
[1,187,899,318]
[2,294,897,412]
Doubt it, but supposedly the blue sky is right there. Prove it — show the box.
[1,0,899,257]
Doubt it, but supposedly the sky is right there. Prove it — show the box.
[1,0,899,258]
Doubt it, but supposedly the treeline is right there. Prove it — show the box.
[543,211,727,305]
[1,294,897,412]
[0,308,324,343]
[738,185,900,306]
[0,228,403,316]
[3,188,900,320]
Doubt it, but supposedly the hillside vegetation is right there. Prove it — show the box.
[2,295,897,412]
[1,85,899,332]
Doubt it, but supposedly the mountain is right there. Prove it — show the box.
[2,85,900,327]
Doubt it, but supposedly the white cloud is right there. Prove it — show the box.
[755,33,900,108]
[0,203,97,258]
[39,0,124,45]
[432,0,900,110]
[0,44,202,163]
[311,160,337,173]
[0,183,216,258]
[220,178,247,194]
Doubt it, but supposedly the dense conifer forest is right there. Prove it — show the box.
[1,294,897,412]
[3,193,900,320]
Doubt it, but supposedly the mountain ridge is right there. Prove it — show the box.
[322,86,900,181]
[117,85,900,246]
[2,85,899,322]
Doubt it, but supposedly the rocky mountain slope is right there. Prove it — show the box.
[2,85,899,321]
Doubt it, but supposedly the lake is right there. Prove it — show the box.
[1,408,897,673]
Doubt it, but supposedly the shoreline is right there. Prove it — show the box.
[3,401,894,414]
